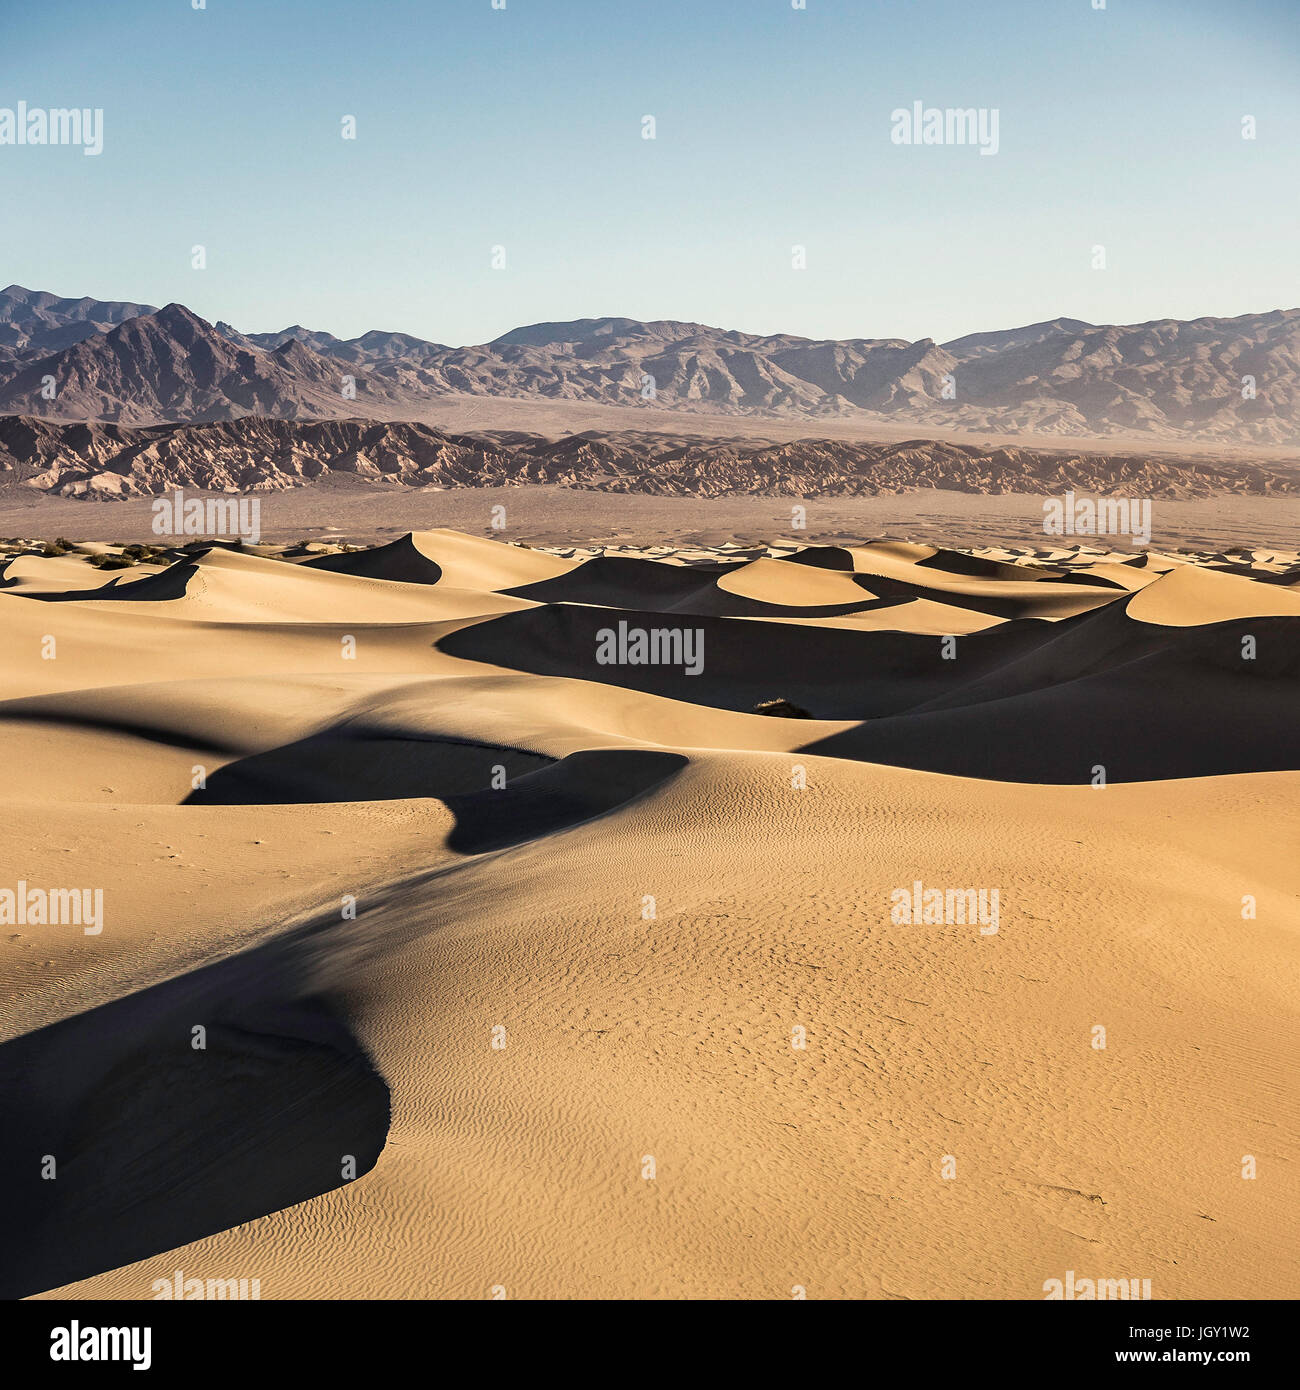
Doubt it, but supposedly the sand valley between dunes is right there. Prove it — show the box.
[0,527,1296,1299]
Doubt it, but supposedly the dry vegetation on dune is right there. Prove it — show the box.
[0,529,1296,1299]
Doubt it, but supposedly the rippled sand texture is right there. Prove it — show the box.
[1,529,1297,1299]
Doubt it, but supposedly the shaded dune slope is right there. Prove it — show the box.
[0,735,684,1298]
[0,957,389,1299]
[439,601,1055,719]
[301,532,444,585]
[428,539,1300,783]
[1,528,1297,1300]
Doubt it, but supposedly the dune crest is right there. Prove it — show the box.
[0,527,1296,1301]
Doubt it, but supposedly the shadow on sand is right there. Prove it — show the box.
[1,744,685,1297]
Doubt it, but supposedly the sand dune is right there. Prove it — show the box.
[304,528,577,592]
[1126,563,1300,626]
[29,544,538,625]
[0,529,1296,1300]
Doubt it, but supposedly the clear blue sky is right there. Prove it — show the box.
[2,0,1297,346]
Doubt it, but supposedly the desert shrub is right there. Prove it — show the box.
[751,698,813,719]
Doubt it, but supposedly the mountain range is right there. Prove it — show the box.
[1,284,1297,446]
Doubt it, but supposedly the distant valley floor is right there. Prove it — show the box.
[0,481,1296,552]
